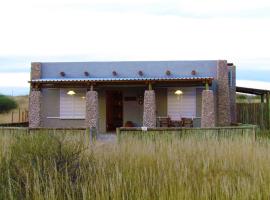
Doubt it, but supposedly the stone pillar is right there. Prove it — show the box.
[143,90,156,127]
[201,90,215,128]
[229,65,237,123]
[85,90,99,129]
[29,89,42,128]
[217,60,231,126]
[31,62,41,80]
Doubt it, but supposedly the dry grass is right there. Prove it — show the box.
[0,130,270,199]
[0,95,28,123]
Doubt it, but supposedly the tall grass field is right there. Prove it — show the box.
[0,130,270,199]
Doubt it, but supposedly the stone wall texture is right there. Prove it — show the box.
[229,65,237,123]
[85,91,99,129]
[201,90,215,128]
[29,90,42,128]
[31,62,41,80]
[217,60,231,126]
[143,90,156,127]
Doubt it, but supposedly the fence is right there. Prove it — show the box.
[10,109,28,123]
[237,103,270,129]
[0,109,28,126]
[117,125,257,140]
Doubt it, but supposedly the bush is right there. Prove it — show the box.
[0,95,17,113]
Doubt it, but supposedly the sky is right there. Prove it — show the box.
[0,0,270,95]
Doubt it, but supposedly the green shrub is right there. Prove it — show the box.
[0,95,17,113]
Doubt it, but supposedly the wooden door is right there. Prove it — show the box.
[106,91,123,132]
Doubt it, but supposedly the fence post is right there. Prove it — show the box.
[11,112,14,123]
[267,92,270,130]
[260,103,264,129]
[22,111,25,122]
[18,108,21,123]
[260,94,265,128]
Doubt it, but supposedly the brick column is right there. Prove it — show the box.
[143,90,156,127]
[201,90,215,128]
[229,65,237,123]
[217,60,231,126]
[29,89,42,128]
[31,62,41,80]
[85,90,99,129]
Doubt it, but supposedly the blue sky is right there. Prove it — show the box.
[0,0,270,95]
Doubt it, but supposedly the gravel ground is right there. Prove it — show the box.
[97,133,117,143]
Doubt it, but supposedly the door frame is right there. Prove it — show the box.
[106,90,123,132]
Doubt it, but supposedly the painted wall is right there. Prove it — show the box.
[41,88,85,128]
[41,87,169,131]
[40,60,218,79]
[196,88,203,117]
[98,89,106,133]
[35,60,238,129]
[167,87,197,120]
[156,88,168,117]
[122,88,144,127]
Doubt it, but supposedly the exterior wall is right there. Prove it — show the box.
[167,87,197,120]
[41,88,85,128]
[35,60,236,129]
[98,90,106,133]
[196,88,203,117]
[123,88,144,127]
[40,60,218,79]
[229,65,237,123]
[156,88,168,117]
[31,62,41,80]
[217,60,231,126]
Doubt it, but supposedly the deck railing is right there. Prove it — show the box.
[117,125,258,140]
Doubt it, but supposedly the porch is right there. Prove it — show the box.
[29,77,215,132]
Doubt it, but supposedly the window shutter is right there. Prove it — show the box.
[60,89,86,119]
[167,87,196,120]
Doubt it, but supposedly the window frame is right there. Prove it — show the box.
[59,88,86,120]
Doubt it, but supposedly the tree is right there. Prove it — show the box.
[0,95,18,113]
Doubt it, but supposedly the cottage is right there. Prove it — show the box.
[29,60,236,132]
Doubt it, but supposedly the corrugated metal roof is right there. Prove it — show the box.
[30,77,214,83]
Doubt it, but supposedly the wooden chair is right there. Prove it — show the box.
[157,117,171,127]
[170,120,182,127]
[181,118,193,127]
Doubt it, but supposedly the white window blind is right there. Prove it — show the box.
[60,89,86,119]
[167,87,196,120]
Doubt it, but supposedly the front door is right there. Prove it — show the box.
[106,91,123,132]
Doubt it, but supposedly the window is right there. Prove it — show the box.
[60,89,86,119]
[167,87,196,120]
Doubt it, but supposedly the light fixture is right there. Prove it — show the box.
[175,90,183,95]
[67,90,76,95]
[81,96,86,99]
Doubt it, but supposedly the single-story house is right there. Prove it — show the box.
[29,60,236,132]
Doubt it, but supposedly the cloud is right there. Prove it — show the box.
[0,0,269,83]
[0,73,29,87]
[1,0,270,61]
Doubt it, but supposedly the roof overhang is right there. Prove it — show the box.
[236,86,270,95]
[29,77,214,88]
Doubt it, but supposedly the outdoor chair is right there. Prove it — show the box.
[181,118,193,127]
[157,116,172,127]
